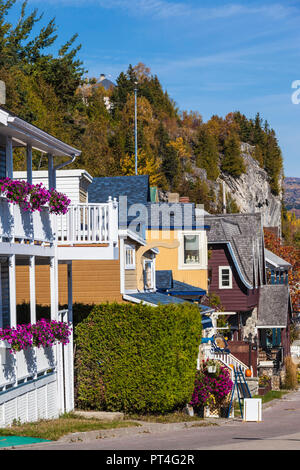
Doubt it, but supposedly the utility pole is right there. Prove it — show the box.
[223,181,226,214]
[134,81,138,176]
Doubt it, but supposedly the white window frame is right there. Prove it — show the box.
[219,266,233,289]
[177,230,207,270]
[125,243,136,270]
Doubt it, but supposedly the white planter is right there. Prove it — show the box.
[207,366,217,373]
[0,340,11,365]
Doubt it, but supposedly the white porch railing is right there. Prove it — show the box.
[56,199,118,245]
[0,197,55,244]
[0,345,56,391]
[202,344,250,379]
[211,351,249,374]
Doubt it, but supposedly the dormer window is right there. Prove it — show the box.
[125,244,136,270]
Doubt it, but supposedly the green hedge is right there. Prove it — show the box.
[75,302,202,414]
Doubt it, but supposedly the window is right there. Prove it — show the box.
[178,231,207,270]
[184,234,200,264]
[125,244,135,269]
[219,266,232,289]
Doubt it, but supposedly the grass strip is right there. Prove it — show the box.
[0,413,140,441]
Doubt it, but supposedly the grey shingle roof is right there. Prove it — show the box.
[257,285,291,327]
[125,291,186,305]
[265,248,291,269]
[205,213,265,288]
[88,175,150,206]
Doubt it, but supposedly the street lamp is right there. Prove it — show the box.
[134,81,138,176]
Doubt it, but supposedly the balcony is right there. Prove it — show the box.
[0,196,55,247]
[56,199,119,261]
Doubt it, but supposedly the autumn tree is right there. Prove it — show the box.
[264,229,300,313]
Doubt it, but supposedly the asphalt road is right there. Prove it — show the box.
[11,389,300,451]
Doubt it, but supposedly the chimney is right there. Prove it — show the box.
[167,192,179,203]
[179,196,190,203]
[100,74,106,82]
[0,81,6,105]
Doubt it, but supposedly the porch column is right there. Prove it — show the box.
[29,256,36,324]
[5,136,13,179]
[48,154,55,190]
[8,254,16,327]
[65,261,74,412]
[26,144,33,185]
[50,256,58,321]
[67,262,73,323]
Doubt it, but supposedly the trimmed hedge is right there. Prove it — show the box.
[75,302,202,414]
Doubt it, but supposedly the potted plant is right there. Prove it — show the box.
[258,374,271,395]
[190,362,233,418]
[206,359,217,373]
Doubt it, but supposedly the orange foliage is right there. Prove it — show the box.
[264,229,300,313]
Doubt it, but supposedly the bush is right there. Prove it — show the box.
[283,356,298,390]
[75,302,202,413]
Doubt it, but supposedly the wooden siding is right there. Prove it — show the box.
[16,265,51,306]
[60,260,122,305]
[125,268,137,291]
[208,244,259,311]
[16,260,122,307]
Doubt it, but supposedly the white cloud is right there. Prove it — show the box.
[24,0,297,22]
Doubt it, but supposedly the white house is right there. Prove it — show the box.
[0,106,83,426]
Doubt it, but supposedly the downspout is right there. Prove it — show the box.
[51,154,77,190]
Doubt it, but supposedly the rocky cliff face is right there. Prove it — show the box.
[219,143,283,228]
[176,143,283,229]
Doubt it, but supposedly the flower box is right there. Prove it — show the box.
[0,340,11,365]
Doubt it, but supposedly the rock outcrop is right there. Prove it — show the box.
[219,143,282,228]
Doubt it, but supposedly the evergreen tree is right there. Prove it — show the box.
[221,132,246,178]
[195,126,219,180]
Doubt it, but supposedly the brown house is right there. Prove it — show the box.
[205,213,292,381]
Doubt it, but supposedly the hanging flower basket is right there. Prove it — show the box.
[0,178,71,215]
[0,320,72,354]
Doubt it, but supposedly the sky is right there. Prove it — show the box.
[8,0,300,176]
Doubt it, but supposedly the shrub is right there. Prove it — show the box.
[75,302,202,413]
[283,356,298,390]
